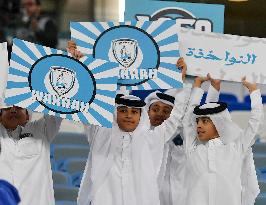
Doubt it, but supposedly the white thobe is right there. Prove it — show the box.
[158,85,219,205]
[92,133,137,205]
[0,115,62,205]
[159,142,186,205]
[182,88,263,205]
[78,89,191,205]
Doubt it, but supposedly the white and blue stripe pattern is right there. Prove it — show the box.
[5,38,119,128]
[70,20,183,90]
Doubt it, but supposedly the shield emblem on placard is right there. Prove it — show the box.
[49,66,76,96]
[112,39,138,68]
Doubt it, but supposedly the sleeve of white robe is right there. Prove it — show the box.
[145,84,192,174]
[29,115,63,142]
[182,87,205,152]
[205,85,219,103]
[241,89,264,152]
[151,84,192,143]
[83,124,100,144]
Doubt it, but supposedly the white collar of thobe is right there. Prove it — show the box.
[120,131,133,141]
[205,137,223,147]
[6,126,23,140]
[150,125,155,130]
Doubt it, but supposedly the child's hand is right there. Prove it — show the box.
[242,77,257,93]
[193,74,211,88]
[209,74,221,91]
[67,40,84,60]
[176,57,187,82]
[67,40,77,51]
[69,49,84,60]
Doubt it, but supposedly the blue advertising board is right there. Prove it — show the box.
[125,0,224,33]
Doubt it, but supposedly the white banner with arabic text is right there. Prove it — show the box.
[179,28,266,84]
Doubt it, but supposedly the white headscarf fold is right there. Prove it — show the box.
[145,91,174,109]
[192,102,242,144]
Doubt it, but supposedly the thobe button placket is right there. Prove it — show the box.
[121,134,132,203]
[12,156,19,188]
[208,140,216,173]
[122,135,131,176]
[208,140,217,205]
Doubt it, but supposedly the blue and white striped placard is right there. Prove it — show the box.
[5,38,119,128]
[70,20,183,90]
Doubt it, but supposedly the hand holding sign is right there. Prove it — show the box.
[193,74,211,88]
[176,57,187,82]
[209,74,221,92]
[242,77,257,94]
[67,40,84,60]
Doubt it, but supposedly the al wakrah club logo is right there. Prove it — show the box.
[71,20,183,90]
[5,39,119,127]
[29,54,96,115]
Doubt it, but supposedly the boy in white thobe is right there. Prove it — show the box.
[0,68,62,205]
[0,105,62,205]
[145,57,189,205]
[202,80,260,205]
[146,84,221,205]
[145,59,221,205]
[78,89,191,205]
[145,87,188,205]
[182,76,264,205]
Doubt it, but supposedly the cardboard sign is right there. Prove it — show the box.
[70,20,183,90]
[5,39,119,128]
[125,0,224,33]
[0,42,9,106]
[179,28,266,84]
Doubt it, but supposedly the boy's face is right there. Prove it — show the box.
[196,117,218,141]
[116,106,141,132]
[148,101,173,127]
[0,106,29,130]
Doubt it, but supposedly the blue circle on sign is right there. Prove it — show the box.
[93,25,160,86]
[29,54,96,114]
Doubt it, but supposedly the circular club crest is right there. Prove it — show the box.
[93,25,160,86]
[29,54,96,114]
[150,8,195,21]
